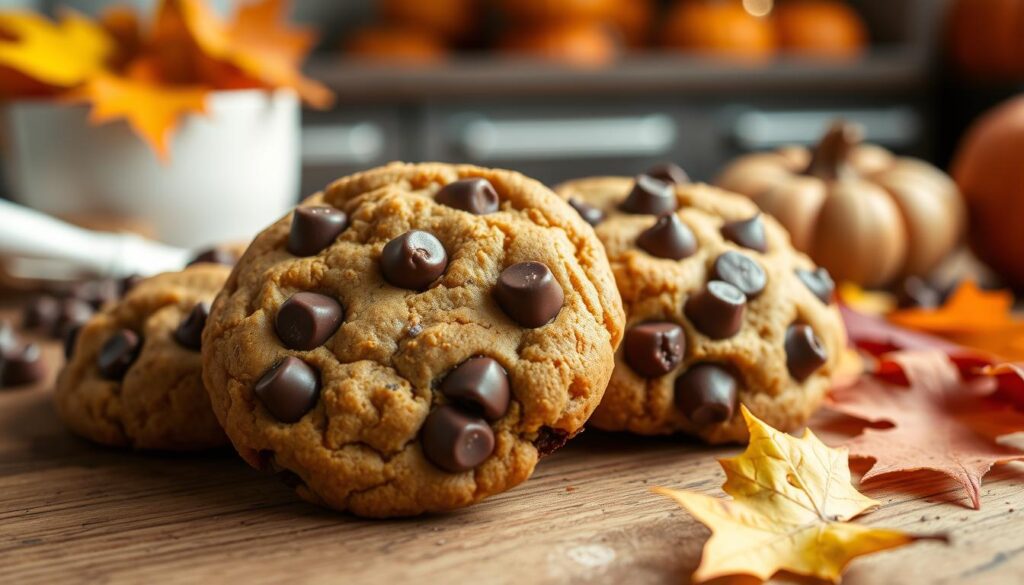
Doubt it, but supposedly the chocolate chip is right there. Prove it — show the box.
[568,198,605,226]
[174,302,210,351]
[287,206,349,257]
[494,261,564,328]
[619,175,677,215]
[0,343,46,387]
[275,292,344,351]
[675,364,739,427]
[439,357,510,421]
[645,162,689,185]
[796,268,835,304]
[71,279,120,309]
[712,252,767,299]
[54,298,94,340]
[624,322,685,378]
[63,324,82,360]
[22,295,60,331]
[436,178,500,215]
[897,276,941,309]
[637,214,697,260]
[97,329,141,380]
[785,324,828,381]
[685,281,746,340]
[119,274,144,297]
[422,405,495,472]
[534,426,572,457]
[380,230,448,291]
[188,247,238,267]
[721,214,767,252]
[254,357,320,423]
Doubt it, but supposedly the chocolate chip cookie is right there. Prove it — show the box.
[55,265,231,450]
[202,162,625,517]
[556,166,845,443]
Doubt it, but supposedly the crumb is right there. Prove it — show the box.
[566,486,576,493]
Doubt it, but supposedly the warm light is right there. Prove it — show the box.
[743,0,774,17]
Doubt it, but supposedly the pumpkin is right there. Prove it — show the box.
[947,0,1024,80]
[380,0,480,42]
[497,0,616,24]
[609,0,654,47]
[773,0,867,59]
[661,0,777,60]
[499,22,619,67]
[345,26,448,64]
[952,96,1024,288]
[716,121,965,287]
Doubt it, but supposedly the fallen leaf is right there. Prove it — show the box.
[653,406,943,584]
[980,363,1024,410]
[0,9,112,89]
[826,350,1024,509]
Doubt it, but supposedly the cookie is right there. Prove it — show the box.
[55,265,231,450]
[556,168,845,443]
[202,162,624,517]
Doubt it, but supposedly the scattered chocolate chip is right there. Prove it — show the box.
[0,343,46,387]
[422,405,495,472]
[624,322,686,378]
[568,198,605,226]
[619,175,676,215]
[785,324,828,381]
[174,302,210,351]
[71,279,120,309]
[685,281,746,340]
[721,214,767,253]
[380,230,448,291]
[439,357,511,421]
[119,274,144,296]
[275,292,344,351]
[897,276,941,309]
[63,324,81,360]
[22,295,60,331]
[188,247,238,267]
[534,426,572,457]
[254,356,321,423]
[712,252,767,299]
[97,329,141,380]
[494,261,564,328]
[54,299,94,340]
[796,268,835,304]
[436,178,500,215]
[637,214,697,260]
[675,364,739,427]
[645,162,689,185]
[287,206,349,257]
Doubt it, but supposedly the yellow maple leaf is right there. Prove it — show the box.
[0,9,112,87]
[653,407,944,583]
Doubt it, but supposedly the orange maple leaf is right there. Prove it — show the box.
[0,9,113,90]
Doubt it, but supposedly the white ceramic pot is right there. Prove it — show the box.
[1,89,300,248]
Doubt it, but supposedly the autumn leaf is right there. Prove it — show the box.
[827,351,1024,509]
[980,363,1024,411]
[653,407,942,584]
[0,9,112,89]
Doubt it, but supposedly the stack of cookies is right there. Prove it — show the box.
[55,162,844,517]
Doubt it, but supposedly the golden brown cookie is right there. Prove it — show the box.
[55,265,231,450]
[556,169,845,443]
[202,162,624,517]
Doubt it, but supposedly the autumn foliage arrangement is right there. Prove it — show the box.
[0,0,332,160]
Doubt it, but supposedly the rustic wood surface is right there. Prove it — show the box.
[3,317,1024,585]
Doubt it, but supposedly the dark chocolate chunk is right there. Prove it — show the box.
[63,324,82,360]
[380,230,448,291]
[534,426,572,457]
[785,324,828,381]
[0,343,46,387]
[674,363,739,427]
[22,295,60,331]
[796,268,835,304]
[645,162,689,185]
[494,261,564,328]
[187,247,238,267]
[275,292,344,351]
[71,279,120,309]
[54,298,94,340]
[287,206,349,257]
[254,357,321,423]
[619,175,677,215]
[174,302,210,351]
[119,274,144,297]
[897,276,941,309]
[439,357,511,421]
[637,214,697,260]
[624,322,686,378]
[421,405,495,472]
[712,251,767,299]
[436,178,500,215]
[721,214,767,253]
[568,198,606,226]
[685,281,746,340]
[97,329,141,380]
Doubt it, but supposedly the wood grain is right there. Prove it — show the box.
[2,328,1024,584]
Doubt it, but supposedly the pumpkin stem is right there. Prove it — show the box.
[804,121,862,181]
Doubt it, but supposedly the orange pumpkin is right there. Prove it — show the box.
[499,22,619,67]
[716,122,964,287]
[774,0,867,58]
[947,0,1024,80]
[380,0,480,42]
[345,26,448,64]
[497,0,616,24]
[661,0,777,60]
[952,96,1024,288]
[609,0,654,47]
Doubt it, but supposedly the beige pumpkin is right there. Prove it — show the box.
[716,122,964,287]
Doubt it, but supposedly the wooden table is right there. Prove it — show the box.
[3,329,1024,585]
